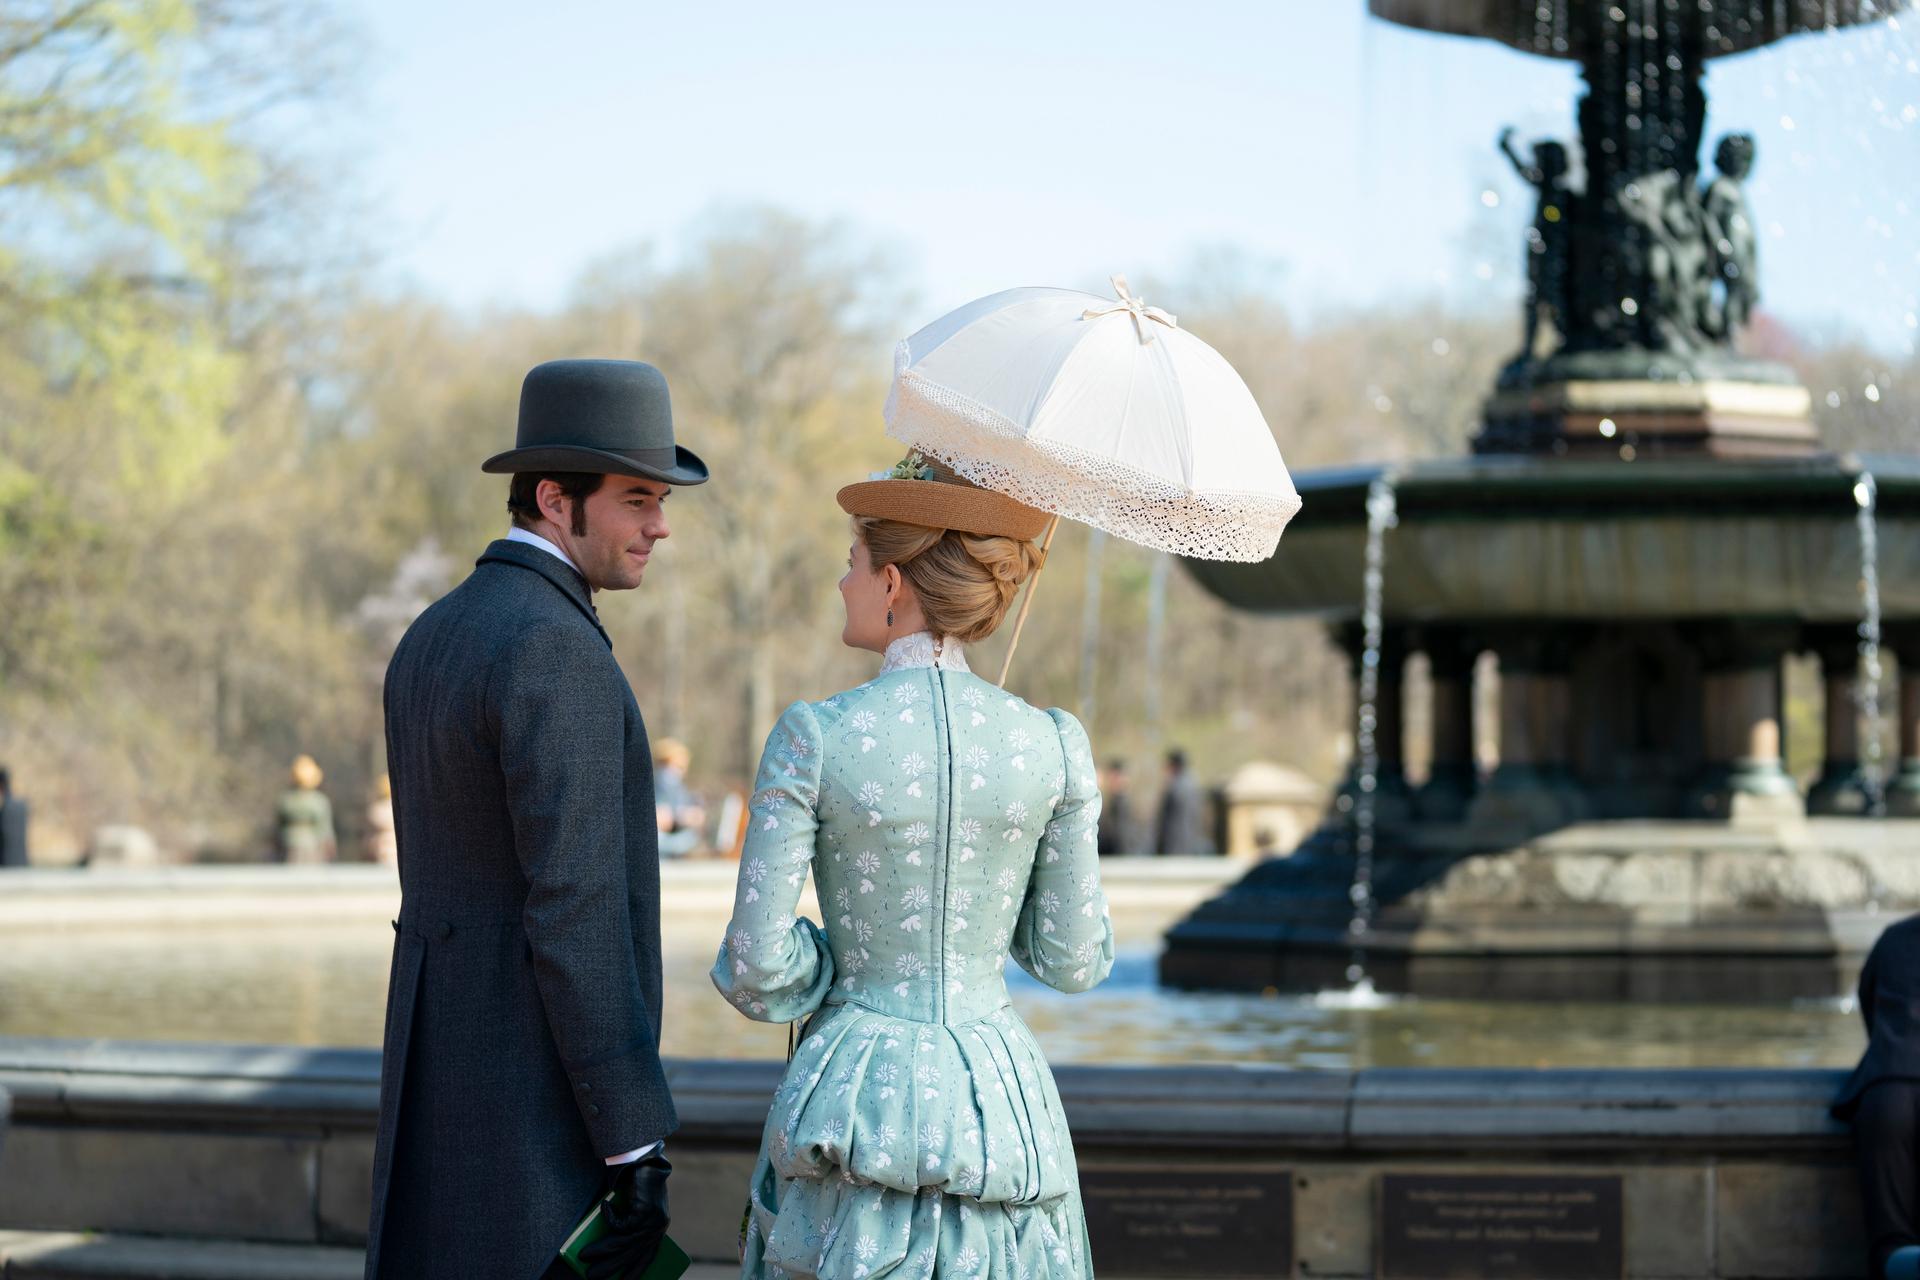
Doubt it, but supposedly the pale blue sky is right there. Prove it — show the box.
[342,1,1919,354]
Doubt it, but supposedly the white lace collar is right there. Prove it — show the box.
[878,631,970,675]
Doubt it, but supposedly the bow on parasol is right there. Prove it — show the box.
[884,275,1303,683]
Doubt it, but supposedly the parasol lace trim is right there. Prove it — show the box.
[884,351,1301,563]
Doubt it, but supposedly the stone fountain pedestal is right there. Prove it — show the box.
[1171,456,1920,1002]
[1159,821,1912,997]
[1161,817,1920,1002]
[1480,379,1818,460]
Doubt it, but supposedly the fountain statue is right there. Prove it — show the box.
[1161,0,1919,1002]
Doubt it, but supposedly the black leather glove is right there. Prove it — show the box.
[580,1149,672,1280]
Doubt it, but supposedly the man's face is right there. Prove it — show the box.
[547,475,672,592]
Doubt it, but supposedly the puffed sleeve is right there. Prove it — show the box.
[1011,707,1115,994]
[712,700,836,1022]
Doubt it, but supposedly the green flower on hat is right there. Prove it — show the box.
[887,449,937,482]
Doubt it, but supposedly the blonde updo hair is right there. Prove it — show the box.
[855,516,1048,644]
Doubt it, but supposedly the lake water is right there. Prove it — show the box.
[0,905,1865,1069]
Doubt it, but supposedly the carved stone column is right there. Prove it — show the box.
[1887,629,1920,817]
[1535,628,1588,823]
[1334,623,1412,829]
[1806,627,1874,816]
[1468,630,1570,833]
[1414,630,1478,823]
[1688,623,1801,821]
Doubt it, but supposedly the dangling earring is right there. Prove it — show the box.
[886,608,894,628]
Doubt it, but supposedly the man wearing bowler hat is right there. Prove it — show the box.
[368,360,707,1279]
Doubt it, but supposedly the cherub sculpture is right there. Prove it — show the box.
[1702,132,1759,338]
[1499,126,1574,363]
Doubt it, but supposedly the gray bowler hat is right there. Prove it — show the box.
[481,359,709,485]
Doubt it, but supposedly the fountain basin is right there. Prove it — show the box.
[1186,453,1920,623]
[1369,0,1911,60]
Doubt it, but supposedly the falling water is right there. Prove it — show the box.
[1854,470,1888,815]
[1340,473,1400,999]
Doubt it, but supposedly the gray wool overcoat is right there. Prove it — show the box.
[366,538,678,1280]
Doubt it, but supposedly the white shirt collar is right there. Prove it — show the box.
[878,631,970,675]
[505,526,584,581]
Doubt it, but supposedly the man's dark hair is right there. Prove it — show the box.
[0,766,9,795]
[507,472,605,537]
[1166,749,1187,771]
[1105,758,1127,773]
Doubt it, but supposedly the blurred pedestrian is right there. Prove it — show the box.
[1836,915,1920,1280]
[1153,748,1204,857]
[0,767,29,869]
[274,754,337,864]
[1097,758,1134,857]
[367,774,398,866]
[653,737,706,858]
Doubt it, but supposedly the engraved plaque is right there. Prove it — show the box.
[1379,1172,1624,1280]
[1080,1166,1292,1278]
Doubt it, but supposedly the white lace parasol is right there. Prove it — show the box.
[884,276,1302,564]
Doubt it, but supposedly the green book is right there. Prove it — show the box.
[557,1185,691,1280]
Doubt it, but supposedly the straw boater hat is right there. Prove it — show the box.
[836,451,1049,540]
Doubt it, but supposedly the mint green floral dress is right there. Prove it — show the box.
[713,632,1114,1279]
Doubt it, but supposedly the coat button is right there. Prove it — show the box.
[588,1103,601,1117]
[578,1082,592,1094]
[434,922,452,940]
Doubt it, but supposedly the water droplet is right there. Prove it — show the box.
[1431,338,1451,356]
[1856,480,1876,508]
[1828,390,1845,407]
[1621,297,1640,316]
[1481,189,1500,208]
[1598,418,1617,438]
[1345,964,1365,984]
[1781,115,1796,131]
[1619,444,1637,461]
[1866,384,1882,402]
[1374,394,1393,413]
[1349,884,1371,905]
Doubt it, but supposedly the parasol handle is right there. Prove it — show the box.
[996,515,1060,687]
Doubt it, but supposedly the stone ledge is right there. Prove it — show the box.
[1349,1068,1850,1149]
[0,1037,1854,1151]
[0,1039,1870,1279]
[0,1040,377,1130]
